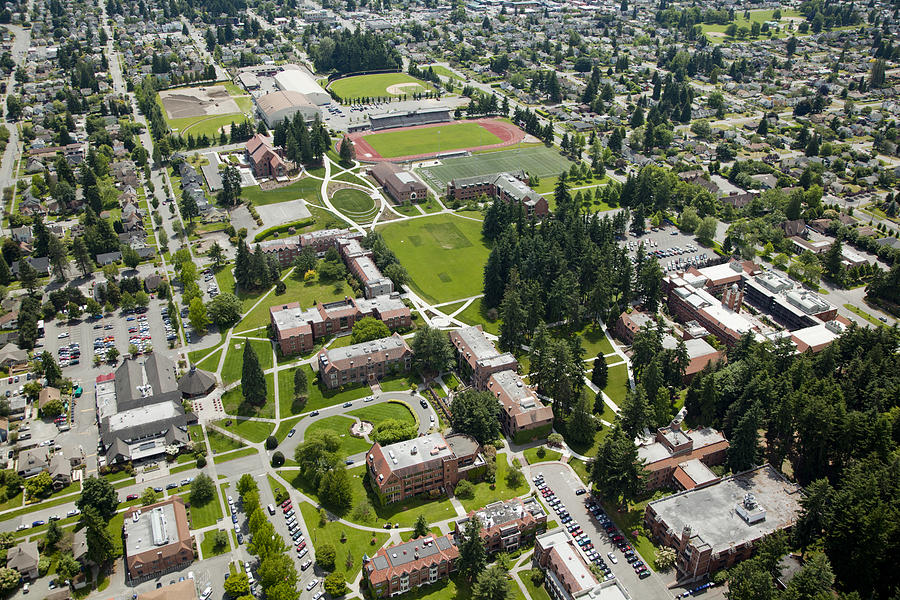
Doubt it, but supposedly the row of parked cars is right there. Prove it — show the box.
[585,497,651,579]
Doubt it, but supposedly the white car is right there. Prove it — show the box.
[305,580,320,591]
[607,552,618,564]
[57,332,69,338]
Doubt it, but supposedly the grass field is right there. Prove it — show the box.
[550,322,615,358]
[220,374,276,418]
[348,401,416,426]
[186,492,223,529]
[208,428,247,453]
[222,339,274,384]
[330,73,434,100]
[604,363,629,406]
[332,188,377,222]
[363,122,501,159]
[214,418,275,443]
[168,113,251,138]
[701,9,804,42]
[456,298,500,335]
[242,178,322,206]
[213,447,259,463]
[201,530,232,557]
[300,364,372,412]
[304,415,371,455]
[298,501,389,578]
[378,214,490,303]
[523,447,563,464]
[236,273,354,331]
[459,453,529,512]
[426,65,462,80]
[417,146,572,190]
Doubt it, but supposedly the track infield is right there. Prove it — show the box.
[329,73,434,99]
[416,145,574,189]
[349,119,524,161]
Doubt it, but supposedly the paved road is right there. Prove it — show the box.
[0,17,33,235]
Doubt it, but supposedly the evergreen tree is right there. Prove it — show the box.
[47,234,69,281]
[567,390,598,446]
[591,353,608,389]
[728,403,761,472]
[0,255,11,285]
[241,341,267,407]
[71,237,94,277]
[457,517,487,582]
[619,384,651,439]
[498,270,526,353]
[590,425,647,508]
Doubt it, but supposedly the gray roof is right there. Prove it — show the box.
[7,541,39,572]
[371,534,456,571]
[177,367,217,396]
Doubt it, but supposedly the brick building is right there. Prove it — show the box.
[533,529,632,600]
[123,497,193,583]
[449,326,517,390]
[363,534,459,597]
[446,171,548,217]
[370,163,428,205]
[366,433,484,504]
[637,419,729,491]
[455,497,547,553]
[317,333,412,389]
[245,134,287,178]
[485,370,553,442]
[270,295,410,356]
[644,465,801,582]
[337,237,394,298]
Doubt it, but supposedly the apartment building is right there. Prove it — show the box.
[363,534,459,597]
[637,419,729,491]
[455,497,547,553]
[317,333,412,389]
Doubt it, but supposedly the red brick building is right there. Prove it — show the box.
[245,134,287,178]
[636,420,729,491]
[123,497,193,583]
[446,171,548,217]
[370,163,427,205]
[449,326,517,390]
[454,497,547,553]
[364,534,459,597]
[317,333,412,389]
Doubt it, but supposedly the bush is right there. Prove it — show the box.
[323,572,348,597]
[196,456,207,468]
[536,446,546,459]
[547,433,564,447]
[455,479,475,499]
[271,451,285,467]
[265,436,278,450]
[529,569,545,586]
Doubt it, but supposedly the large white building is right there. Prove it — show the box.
[274,66,331,106]
[255,90,321,128]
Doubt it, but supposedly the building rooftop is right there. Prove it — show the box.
[373,433,454,472]
[124,502,181,557]
[453,325,501,361]
[370,534,456,572]
[647,465,801,554]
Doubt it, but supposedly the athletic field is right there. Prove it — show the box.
[377,213,489,304]
[417,146,574,189]
[361,122,502,159]
[329,73,434,100]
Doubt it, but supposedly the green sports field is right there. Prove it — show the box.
[331,188,378,223]
[417,146,573,189]
[361,122,501,159]
[329,73,434,100]
[377,213,490,304]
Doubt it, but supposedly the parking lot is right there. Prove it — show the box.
[623,226,715,273]
[533,463,673,600]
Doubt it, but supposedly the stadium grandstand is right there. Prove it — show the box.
[369,107,452,131]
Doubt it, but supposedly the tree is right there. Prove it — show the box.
[0,567,21,592]
[40,351,63,387]
[225,571,250,597]
[324,572,348,597]
[76,476,119,520]
[188,297,210,333]
[55,553,81,581]
[47,234,69,281]
[208,242,226,270]
[316,542,337,571]
[412,514,429,538]
[292,367,309,399]
[180,190,199,222]
[458,517,487,582]
[319,465,352,510]
[591,354,608,389]
[823,238,843,282]
[350,317,390,344]
[191,472,215,506]
[140,487,158,505]
[122,246,140,269]
[338,136,355,164]
[293,248,317,274]
[590,425,647,508]
[696,216,718,245]
[450,389,501,444]
[241,341,267,407]
[455,479,475,499]
[25,471,53,498]
[473,565,513,600]
[411,325,454,375]
[498,270,527,353]
[726,560,775,600]
[207,293,242,328]
[45,520,63,549]
[566,391,597,446]
[17,259,39,293]
[655,547,676,571]
[106,347,119,363]
[271,451,285,467]
[80,506,116,565]
[619,385,651,439]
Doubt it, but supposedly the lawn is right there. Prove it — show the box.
[426,65,462,80]
[520,571,552,600]
[604,363,629,406]
[220,374,276,418]
[330,73,434,100]
[185,491,223,529]
[456,298,500,335]
[523,447,562,465]
[241,178,322,206]
[236,273,354,331]
[550,322,614,357]
[169,114,251,138]
[302,364,372,412]
[275,416,304,442]
[214,418,275,443]
[565,422,610,458]
[304,415,371,455]
[208,428,247,454]
[298,501,389,579]
[332,188,377,222]
[348,401,416,426]
[213,447,259,463]
[279,368,303,417]
[362,122,501,159]
[459,453,529,512]
[378,214,491,304]
[221,338,274,384]
[201,530,232,557]
[843,302,889,327]
[570,458,590,484]
[377,372,421,393]
[701,9,804,42]
[283,466,458,528]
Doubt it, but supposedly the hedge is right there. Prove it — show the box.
[253,218,315,243]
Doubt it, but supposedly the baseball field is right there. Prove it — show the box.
[329,73,435,100]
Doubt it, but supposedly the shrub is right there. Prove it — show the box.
[455,480,475,499]
[196,456,207,468]
[316,542,337,571]
[271,451,285,467]
[536,447,546,459]
[265,436,278,450]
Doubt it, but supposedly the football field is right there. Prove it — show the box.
[417,146,574,189]
[361,122,502,159]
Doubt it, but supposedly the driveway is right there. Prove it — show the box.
[532,463,673,600]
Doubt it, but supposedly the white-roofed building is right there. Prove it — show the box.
[255,90,321,128]
[274,66,331,105]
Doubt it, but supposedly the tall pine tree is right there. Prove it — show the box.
[241,341,267,407]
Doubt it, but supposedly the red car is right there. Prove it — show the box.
[282,504,292,513]
[126,494,138,501]
[281,500,291,508]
